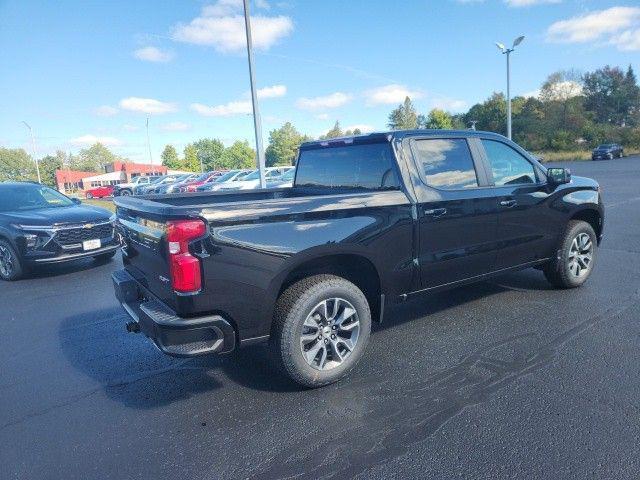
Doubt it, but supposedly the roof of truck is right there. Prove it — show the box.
[299,129,508,150]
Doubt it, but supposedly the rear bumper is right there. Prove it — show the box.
[112,269,236,357]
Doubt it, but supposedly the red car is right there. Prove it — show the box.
[84,185,114,199]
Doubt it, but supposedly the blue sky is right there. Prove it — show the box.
[0,0,638,164]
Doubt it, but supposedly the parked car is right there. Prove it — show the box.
[177,171,225,193]
[197,169,254,192]
[113,175,162,196]
[592,143,623,160]
[161,174,199,194]
[0,182,119,280]
[133,175,166,195]
[217,166,293,190]
[112,130,603,388]
[141,174,193,194]
[84,185,114,199]
[267,168,295,188]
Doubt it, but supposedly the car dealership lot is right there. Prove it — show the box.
[2,157,640,479]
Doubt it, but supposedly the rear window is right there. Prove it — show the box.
[295,143,399,190]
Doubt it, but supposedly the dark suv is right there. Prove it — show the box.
[0,182,119,280]
[592,143,623,160]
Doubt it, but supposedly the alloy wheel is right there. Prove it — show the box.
[299,298,360,371]
[568,232,593,278]
[0,245,14,278]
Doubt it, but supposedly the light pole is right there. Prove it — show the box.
[22,121,41,183]
[145,117,155,175]
[243,0,267,188]
[495,36,524,140]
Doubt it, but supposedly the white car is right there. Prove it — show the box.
[204,169,255,191]
[218,167,294,191]
[267,168,295,188]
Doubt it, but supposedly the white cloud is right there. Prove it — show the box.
[344,124,375,133]
[315,113,330,120]
[172,1,293,53]
[256,0,271,9]
[505,0,560,6]
[546,7,640,51]
[522,89,541,99]
[133,46,174,63]
[190,101,252,116]
[610,28,640,51]
[257,84,287,98]
[363,84,424,106]
[160,121,191,131]
[94,105,119,116]
[70,135,122,146]
[429,97,468,112]
[119,97,177,115]
[296,92,351,110]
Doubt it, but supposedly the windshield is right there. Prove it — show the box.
[214,170,241,182]
[148,176,166,185]
[597,144,613,148]
[242,170,264,181]
[272,169,295,181]
[193,172,212,182]
[0,184,75,212]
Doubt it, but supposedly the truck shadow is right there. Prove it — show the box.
[57,270,553,410]
[21,256,114,280]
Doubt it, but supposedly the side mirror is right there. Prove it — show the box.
[72,197,82,204]
[547,167,571,185]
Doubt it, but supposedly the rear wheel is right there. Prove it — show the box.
[271,274,371,388]
[86,192,94,199]
[120,189,132,196]
[544,220,597,288]
[0,239,23,281]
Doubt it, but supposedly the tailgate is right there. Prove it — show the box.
[116,209,177,308]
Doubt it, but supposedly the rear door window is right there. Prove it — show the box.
[295,143,399,190]
[411,138,479,190]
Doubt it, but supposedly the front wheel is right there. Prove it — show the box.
[271,274,372,388]
[0,239,24,281]
[543,220,597,288]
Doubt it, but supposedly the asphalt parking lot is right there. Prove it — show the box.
[2,156,640,480]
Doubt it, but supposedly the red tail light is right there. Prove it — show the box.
[166,219,206,293]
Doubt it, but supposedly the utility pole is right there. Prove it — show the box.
[146,117,155,175]
[495,36,524,140]
[22,121,41,183]
[243,0,267,188]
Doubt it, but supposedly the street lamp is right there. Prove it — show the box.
[21,121,41,183]
[242,0,267,188]
[495,35,524,140]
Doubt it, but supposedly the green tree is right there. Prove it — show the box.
[387,96,419,130]
[221,140,255,169]
[463,92,507,135]
[322,121,344,139]
[0,147,36,181]
[183,145,200,172]
[583,65,640,126]
[191,138,225,171]
[38,154,63,187]
[265,122,309,166]
[71,143,115,172]
[425,109,454,129]
[160,145,181,169]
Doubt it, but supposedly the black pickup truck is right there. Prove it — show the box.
[112,130,604,387]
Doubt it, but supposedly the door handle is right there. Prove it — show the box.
[424,207,447,217]
[499,199,517,208]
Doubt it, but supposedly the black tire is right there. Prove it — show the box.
[543,220,597,289]
[271,274,372,388]
[94,250,117,262]
[0,239,24,281]
[120,189,132,196]
[86,192,94,199]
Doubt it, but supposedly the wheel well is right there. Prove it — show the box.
[278,254,382,321]
[571,209,602,239]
